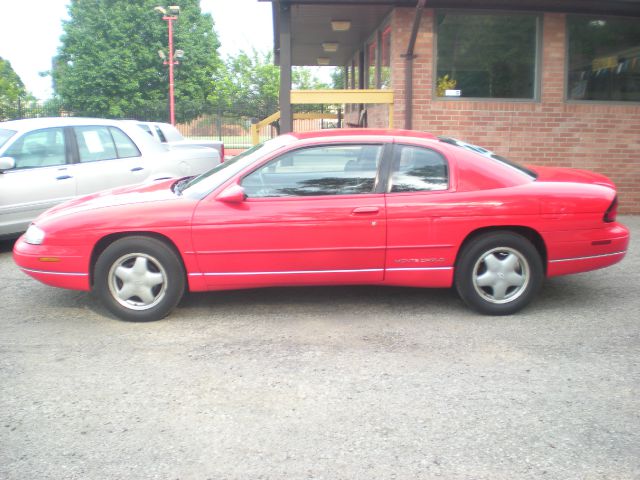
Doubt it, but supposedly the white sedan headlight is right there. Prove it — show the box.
[24,224,46,245]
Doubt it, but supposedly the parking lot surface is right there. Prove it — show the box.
[1,217,639,480]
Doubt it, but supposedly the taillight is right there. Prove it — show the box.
[604,196,618,223]
[220,145,225,163]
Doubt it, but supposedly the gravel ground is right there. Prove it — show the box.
[1,216,638,480]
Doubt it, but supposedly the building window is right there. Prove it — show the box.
[381,26,391,88]
[367,41,377,88]
[436,12,538,99]
[567,16,640,102]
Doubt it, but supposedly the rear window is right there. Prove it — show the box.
[0,128,16,149]
[439,136,537,179]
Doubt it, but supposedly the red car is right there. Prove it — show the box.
[13,129,629,322]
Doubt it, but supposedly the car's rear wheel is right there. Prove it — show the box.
[94,236,185,322]
[455,232,543,315]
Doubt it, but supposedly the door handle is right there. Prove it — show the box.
[352,206,379,215]
[130,167,144,172]
[56,175,73,180]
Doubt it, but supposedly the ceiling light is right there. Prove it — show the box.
[317,57,331,66]
[322,42,339,52]
[331,20,351,32]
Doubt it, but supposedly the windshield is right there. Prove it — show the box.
[439,136,538,179]
[182,135,294,198]
[0,128,17,149]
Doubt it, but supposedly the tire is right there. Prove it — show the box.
[94,236,185,322]
[455,232,543,315]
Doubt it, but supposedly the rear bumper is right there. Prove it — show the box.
[13,237,91,291]
[546,222,629,277]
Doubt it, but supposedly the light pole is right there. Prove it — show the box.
[155,5,181,125]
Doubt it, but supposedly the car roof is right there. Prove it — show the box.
[0,117,133,132]
[0,117,169,153]
[289,129,438,141]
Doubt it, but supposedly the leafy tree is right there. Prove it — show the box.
[53,0,222,122]
[330,67,346,89]
[0,57,34,120]
[218,49,330,119]
[0,57,27,102]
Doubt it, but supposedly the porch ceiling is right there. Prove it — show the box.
[264,0,640,67]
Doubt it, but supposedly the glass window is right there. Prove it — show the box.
[154,125,168,143]
[367,41,377,88]
[4,127,66,169]
[0,128,16,149]
[436,12,537,99]
[390,145,448,193]
[74,126,118,162]
[381,26,391,88]
[110,127,141,158]
[567,16,640,102]
[241,144,383,198]
[137,123,153,136]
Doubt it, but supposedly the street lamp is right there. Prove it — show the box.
[155,5,180,125]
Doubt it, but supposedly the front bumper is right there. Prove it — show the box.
[13,237,91,291]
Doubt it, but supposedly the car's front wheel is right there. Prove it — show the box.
[94,236,185,322]
[455,232,543,315]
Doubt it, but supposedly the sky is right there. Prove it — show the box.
[0,0,274,100]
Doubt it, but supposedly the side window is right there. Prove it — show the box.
[389,145,449,193]
[137,123,153,136]
[3,127,66,169]
[154,125,167,143]
[74,126,118,162]
[241,144,383,198]
[109,127,141,158]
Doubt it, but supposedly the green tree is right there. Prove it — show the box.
[330,67,346,89]
[218,49,330,119]
[0,57,27,102]
[53,0,222,122]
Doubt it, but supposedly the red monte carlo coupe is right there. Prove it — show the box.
[13,129,629,322]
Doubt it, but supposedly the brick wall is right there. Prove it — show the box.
[390,9,640,213]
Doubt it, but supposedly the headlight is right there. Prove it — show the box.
[24,224,46,245]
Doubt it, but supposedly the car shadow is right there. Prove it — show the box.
[0,238,15,253]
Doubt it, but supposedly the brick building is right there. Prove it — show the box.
[265,0,640,212]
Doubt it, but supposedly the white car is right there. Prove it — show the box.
[130,121,225,160]
[0,117,220,238]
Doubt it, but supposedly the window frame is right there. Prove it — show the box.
[433,9,543,102]
[3,127,69,170]
[565,13,640,105]
[240,142,392,200]
[69,125,141,164]
[385,143,451,194]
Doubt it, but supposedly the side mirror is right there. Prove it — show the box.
[216,183,246,204]
[0,157,16,172]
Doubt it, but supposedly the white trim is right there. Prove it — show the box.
[190,266,453,277]
[190,268,384,277]
[549,251,626,263]
[386,267,453,272]
[21,267,88,277]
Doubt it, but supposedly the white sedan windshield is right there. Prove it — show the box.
[0,128,16,149]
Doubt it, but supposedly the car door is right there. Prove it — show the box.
[0,126,76,235]
[384,143,457,287]
[191,143,389,288]
[69,125,147,195]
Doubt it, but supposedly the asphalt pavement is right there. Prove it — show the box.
[1,217,638,479]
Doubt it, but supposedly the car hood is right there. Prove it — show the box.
[531,166,615,189]
[38,178,180,222]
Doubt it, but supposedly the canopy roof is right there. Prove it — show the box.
[263,0,640,66]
